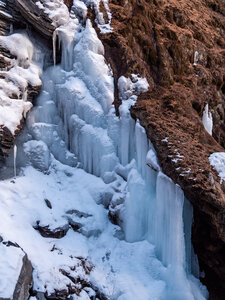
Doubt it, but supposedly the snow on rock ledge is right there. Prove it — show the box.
[35,0,70,27]
[0,33,42,157]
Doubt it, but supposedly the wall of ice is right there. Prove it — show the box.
[9,3,207,299]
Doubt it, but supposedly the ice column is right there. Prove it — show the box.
[13,145,17,178]
[202,104,213,135]
[154,172,185,268]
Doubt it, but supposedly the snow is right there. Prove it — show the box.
[162,137,169,142]
[0,6,208,300]
[0,1,6,7]
[35,0,70,27]
[0,33,42,134]
[23,140,51,171]
[118,74,149,100]
[0,10,13,20]
[84,0,113,33]
[74,0,88,20]
[0,244,24,299]
[0,33,34,63]
[209,152,225,183]
[202,104,213,135]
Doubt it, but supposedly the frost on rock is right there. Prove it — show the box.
[209,152,225,183]
[0,33,42,135]
[202,104,213,135]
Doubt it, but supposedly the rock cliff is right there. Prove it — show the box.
[93,0,225,298]
[0,0,224,299]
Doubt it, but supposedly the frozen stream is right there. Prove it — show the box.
[0,2,208,300]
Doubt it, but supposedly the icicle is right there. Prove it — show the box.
[22,89,28,102]
[193,51,199,66]
[154,172,185,268]
[13,145,17,178]
[53,30,58,66]
[202,104,213,135]
[9,23,13,34]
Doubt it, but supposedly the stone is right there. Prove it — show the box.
[15,0,55,38]
[23,140,51,171]
[12,254,33,300]
[34,222,69,239]
[0,241,32,300]
[44,199,52,209]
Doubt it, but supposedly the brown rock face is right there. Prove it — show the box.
[0,240,33,300]
[64,0,73,10]
[15,0,55,38]
[93,0,225,298]
[13,254,33,300]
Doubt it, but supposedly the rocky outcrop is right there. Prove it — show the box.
[34,221,69,239]
[91,0,225,298]
[0,240,32,300]
[14,0,55,38]
[12,254,33,300]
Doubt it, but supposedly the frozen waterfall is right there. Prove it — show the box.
[1,3,208,299]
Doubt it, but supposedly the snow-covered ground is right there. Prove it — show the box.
[0,1,209,299]
[0,160,165,299]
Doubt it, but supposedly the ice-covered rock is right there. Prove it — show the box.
[74,0,88,20]
[23,140,51,171]
[209,152,225,183]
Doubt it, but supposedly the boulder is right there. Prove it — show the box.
[34,221,69,239]
[0,241,32,300]
[23,140,51,171]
